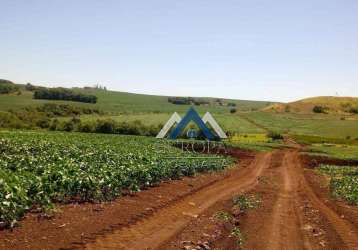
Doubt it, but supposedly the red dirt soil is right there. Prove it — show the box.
[0,151,255,250]
[161,150,358,250]
[1,149,357,250]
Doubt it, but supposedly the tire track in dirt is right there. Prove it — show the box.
[84,152,272,250]
[291,152,358,249]
[265,151,357,250]
[266,151,313,250]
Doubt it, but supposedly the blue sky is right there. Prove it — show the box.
[1,0,357,102]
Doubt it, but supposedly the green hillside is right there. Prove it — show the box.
[0,85,272,114]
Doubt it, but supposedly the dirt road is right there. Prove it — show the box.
[84,150,357,250]
[1,149,356,250]
[85,153,271,250]
[262,151,358,249]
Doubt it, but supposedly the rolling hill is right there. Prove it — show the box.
[0,82,273,114]
[263,96,358,115]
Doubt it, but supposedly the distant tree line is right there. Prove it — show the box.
[25,83,38,91]
[313,104,358,115]
[0,79,20,94]
[34,87,97,103]
[168,97,238,108]
[83,83,107,91]
[168,97,210,106]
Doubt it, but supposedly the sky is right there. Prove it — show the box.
[1,0,357,102]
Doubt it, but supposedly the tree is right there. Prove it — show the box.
[230,108,237,114]
[313,105,327,114]
[33,87,97,103]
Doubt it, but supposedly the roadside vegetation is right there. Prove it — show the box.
[214,193,262,248]
[318,165,358,204]
[305,144,358,161]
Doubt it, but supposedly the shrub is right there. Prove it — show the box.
[49,119,59,131]
[313,105,327,114]
[25,83,37,91]
[62,120,75,132]
[230,108,237,114]
[36,118,51,129]
[267,131,283,140]
[0,80,19,94]
[349,107,358,114]
[78,121,95,133]
[0,112,25,129]
[95,119,116,133]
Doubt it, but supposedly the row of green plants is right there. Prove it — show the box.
[214,194,262,248]
[0,131,232,228]
[318,165,358,204]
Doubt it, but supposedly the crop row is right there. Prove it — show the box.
[318,165,358,205]
[0,131,232,227]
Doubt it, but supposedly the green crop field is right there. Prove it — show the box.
[318,165,358,204]
[305,144,358,161]
[0,131,232,227]
[242,112,358,139]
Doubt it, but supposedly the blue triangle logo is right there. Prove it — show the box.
[169,107,216,140]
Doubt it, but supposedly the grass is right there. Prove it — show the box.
[58,112,266,134]
[230,133,270,143]
[264,96,358,114]
[243,112,358,139]
[292,134,358,146]
[0,87,271,114]
[2,85,358,158]
[305,144,358,161]
[226,132,286,152]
